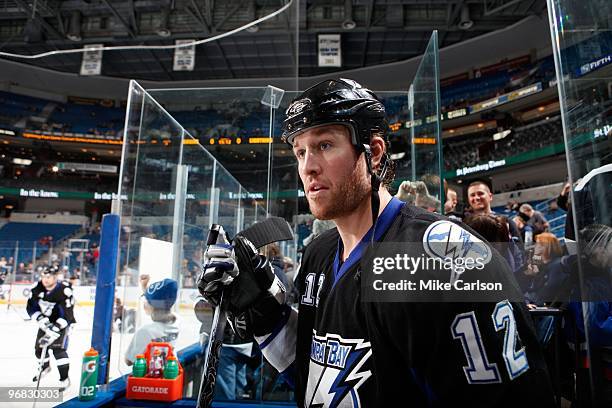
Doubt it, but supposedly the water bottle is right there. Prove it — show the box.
[163,356,179,379]
[132,354,147,378]
[79,348,99,401]
[148,350,164,378]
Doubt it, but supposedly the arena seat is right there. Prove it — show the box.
[0,222,81,262]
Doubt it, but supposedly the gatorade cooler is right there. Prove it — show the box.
[126,342,184,402]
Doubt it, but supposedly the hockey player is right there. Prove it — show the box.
[26,264,75,391]
[198,79,556,407]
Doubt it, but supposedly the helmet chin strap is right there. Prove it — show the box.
[363,144,388,244]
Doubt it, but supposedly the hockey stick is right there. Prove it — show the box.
[11,305,31,321]
[196,217,293,408]
[32,342,49,408]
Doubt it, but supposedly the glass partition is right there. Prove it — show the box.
[149,86,299,264]
[112,28,438,401]
[408,31,443,213]
[112,81,300,403]
[378,91,412,190]
[547,0,611,406]
[113,81,193,382]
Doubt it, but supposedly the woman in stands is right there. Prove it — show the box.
[523,232,564,305]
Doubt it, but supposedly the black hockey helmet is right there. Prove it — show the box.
[41,265,60,276]
[281,78,388,149]
[282,78,392,238]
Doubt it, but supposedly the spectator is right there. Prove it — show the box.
[467,180,523,243]
[265,244,286,280]
[563,225,612,406]
[395,180,440,211]
[444,187,458,214]
[0,268,7,298]
[68,274,80,287]
[61,249,71,266]
[513,214,535,245]
[91,243,100,264]
[556,181,571,211]
[522,232,564,304]
[302,219,335,246]
[60,265,69,281]
[125,278,179,365]
[519,203,549,235]
[194,295,257,400]
[506,199,520,213]
[17,262,26,276]
[464,214,517,272]
[72,267,81,282]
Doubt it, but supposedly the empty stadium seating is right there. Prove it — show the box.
[492,197,567,239]
[0,222,81,264]
[444,116,564,171]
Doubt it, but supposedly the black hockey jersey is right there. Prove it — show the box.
[255,198,555,407]
[27,280,76,329]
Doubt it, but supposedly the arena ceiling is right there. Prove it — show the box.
[0,0,548,81]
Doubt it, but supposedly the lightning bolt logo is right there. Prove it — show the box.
[423,220,492,265]
[306,332,372,408]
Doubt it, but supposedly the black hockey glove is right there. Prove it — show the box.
[197,234,287,339]
[229,235,286,311]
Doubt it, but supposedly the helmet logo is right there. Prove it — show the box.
[287,98,311,116]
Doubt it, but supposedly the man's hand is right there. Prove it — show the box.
[39,325,61,346]
[197,243,239,307]
[197,230,287,339]
[139,274,150,292]
[230,235,286,311]
[37,316,53,331]
[560,182,571,196]
[526,263,540,276]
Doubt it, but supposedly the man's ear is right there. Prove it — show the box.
[369,135,386,169]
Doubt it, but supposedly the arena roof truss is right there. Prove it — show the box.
[0,0,547,81]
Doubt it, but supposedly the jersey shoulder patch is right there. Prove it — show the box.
[423,220,492,264]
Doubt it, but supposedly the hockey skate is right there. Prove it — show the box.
[59,378,71,392]
[32,365,51,382]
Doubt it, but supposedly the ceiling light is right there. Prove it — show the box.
[342,0,355,30]
[13,158,32,165]
[156,9,171,37]
[493,129,511,141]
[458,6,473,30]
[342,19,356,30]
[67,11,82,41]
[156,28,171,37]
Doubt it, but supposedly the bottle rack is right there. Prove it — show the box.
[125,341,184,402]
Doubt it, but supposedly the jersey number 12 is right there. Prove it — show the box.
[451,300,529,384]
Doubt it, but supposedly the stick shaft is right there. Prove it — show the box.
[196,290,228,408]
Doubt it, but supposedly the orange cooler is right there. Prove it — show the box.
[125,342,184,402]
